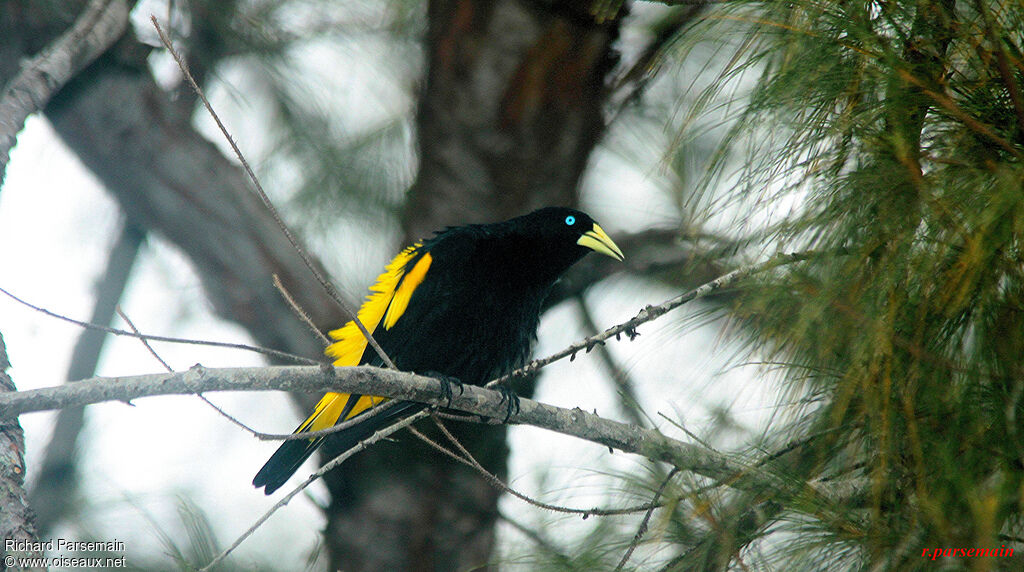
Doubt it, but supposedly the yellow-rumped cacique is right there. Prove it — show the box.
[253,207,624,494]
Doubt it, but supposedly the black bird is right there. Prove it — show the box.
[253,207,624,494]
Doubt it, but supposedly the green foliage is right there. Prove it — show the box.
[673,0,1024,569]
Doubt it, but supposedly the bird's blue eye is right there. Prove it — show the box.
[565,215,576,226]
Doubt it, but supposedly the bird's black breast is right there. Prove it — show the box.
[364,234,548,384]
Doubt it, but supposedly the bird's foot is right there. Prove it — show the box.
[425,371,464,408]
[495,384,521,423]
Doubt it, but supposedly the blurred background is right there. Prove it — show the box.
[2,1,1024,570]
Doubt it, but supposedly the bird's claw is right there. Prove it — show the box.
[425,371,464,408]
[496,384,520,423]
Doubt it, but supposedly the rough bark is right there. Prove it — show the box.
[324,2,623,570]
[0,333,44,571]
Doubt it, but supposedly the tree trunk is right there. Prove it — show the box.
[322,2,621,570]
[0,332,44,571]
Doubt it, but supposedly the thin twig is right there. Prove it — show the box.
[0,285,314,364]
[615,468,680,571]
[492,251,814,387]
[575,295,648,427]
[150,17,397,370]
[117,306,266,437]
[198,410,426,571]
[412,420,664,517]
[273,274,330,346]
[116,307,173,372]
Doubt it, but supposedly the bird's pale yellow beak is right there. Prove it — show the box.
[577,223,624,261]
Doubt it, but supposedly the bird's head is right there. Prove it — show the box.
[532,207,623,261]
[497,207,624,283]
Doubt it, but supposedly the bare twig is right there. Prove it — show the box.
[273,274,331,346]
[495,251,813,386]
[199,411,425,571]
[116,307,269,438]
[116,307,172,372]
[150,17,397,370]
[0,0,129,184]
[413,420,665,517]
[0,285,315,364]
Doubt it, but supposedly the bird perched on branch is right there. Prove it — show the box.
[253,207,624,494]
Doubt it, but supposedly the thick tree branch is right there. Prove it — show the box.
[0,364,842,506]
[0,0,128,184]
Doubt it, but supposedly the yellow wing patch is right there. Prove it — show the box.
[383,253,432,329]
[297,392,387,434]
[306,244,432,435]
[325,244,432,366]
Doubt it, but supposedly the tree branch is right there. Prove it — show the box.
[546,228,735,308]
[0,0,128,184]
[0,364,842,506]
[503,251,814,383]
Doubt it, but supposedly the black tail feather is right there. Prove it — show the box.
[253,401,425,495]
